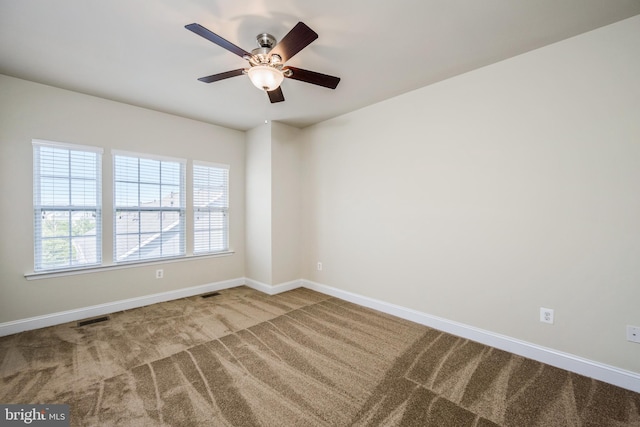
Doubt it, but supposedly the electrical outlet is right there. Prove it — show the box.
[317,262,322,271]
[627,325,640,344]
[540,307,554,324]
[155,269,164,279]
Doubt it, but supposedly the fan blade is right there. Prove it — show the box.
[267,87,285,103]
[269,22,318,63]
[198,69,245,83]
[284,66,340,89]
[186,23,251,58]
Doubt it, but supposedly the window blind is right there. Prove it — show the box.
[193,161,229,254]
[33,140,103,272]
[113,152,186,262]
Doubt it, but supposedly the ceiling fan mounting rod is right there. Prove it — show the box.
[256,33,276,48]
[247,32,284,68]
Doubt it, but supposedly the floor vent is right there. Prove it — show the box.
[201,292,221,299]
[77,316,110,327]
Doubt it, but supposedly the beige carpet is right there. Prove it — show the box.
[1,286,639,426]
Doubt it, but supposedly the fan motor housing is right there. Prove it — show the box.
[256,33,276,48]
[251,33,282,65]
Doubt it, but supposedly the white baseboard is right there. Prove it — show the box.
[0,277,300,337]
[0,277,245,337]
[2,276,638,393]
[301,279,640,394]
[244,277,303,295]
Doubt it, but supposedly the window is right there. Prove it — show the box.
[193,161,229,254]
[33,140,102,272]
[113,151,185,263]
[30,143,230,276]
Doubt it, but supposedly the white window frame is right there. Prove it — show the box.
[113,150,186,264]
[32,139,103,272]
[193,161,230,255]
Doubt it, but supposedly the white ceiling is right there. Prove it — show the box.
[1,1,639,131]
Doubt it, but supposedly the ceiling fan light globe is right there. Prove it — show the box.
[248,65,284,91]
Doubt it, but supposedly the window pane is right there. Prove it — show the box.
[140,183,160,206]
[194,211,210,230]
[70,151,97,179]
[161,228,183,257]
[115,210,139,235]
[71,211,97,237]
[137,232,160,259]
[193,165,228,208]
[193,163,229,254]
[194,231,210,253]
[40,147,69,177]
[113,152,185,263]
[139,158,160,183]
[40,177,70,206]
[72,235,99,265]
[42,212,70,238]
[115,181,139,207]
[161,162,181,185]
[163,211,180,226]
[71,178,97,206]
[161,185,180,207]
[33,140,102,271]
[114,156,139,181]
[139,211,162,233]
[115,234,141,262]
[41,237,71,269]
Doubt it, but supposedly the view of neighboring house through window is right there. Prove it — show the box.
[193,161,229,254]
[113,151,186,263]
[32,140,102,272]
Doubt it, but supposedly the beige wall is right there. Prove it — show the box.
[271,122,302,285]
[244,123,272,284]
[0,75,246,322]
[244,121,302,285]
[300,16,640,373]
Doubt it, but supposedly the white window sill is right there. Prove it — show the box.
[24,251,235,281]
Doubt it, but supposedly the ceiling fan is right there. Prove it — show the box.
[186,21,341,103]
